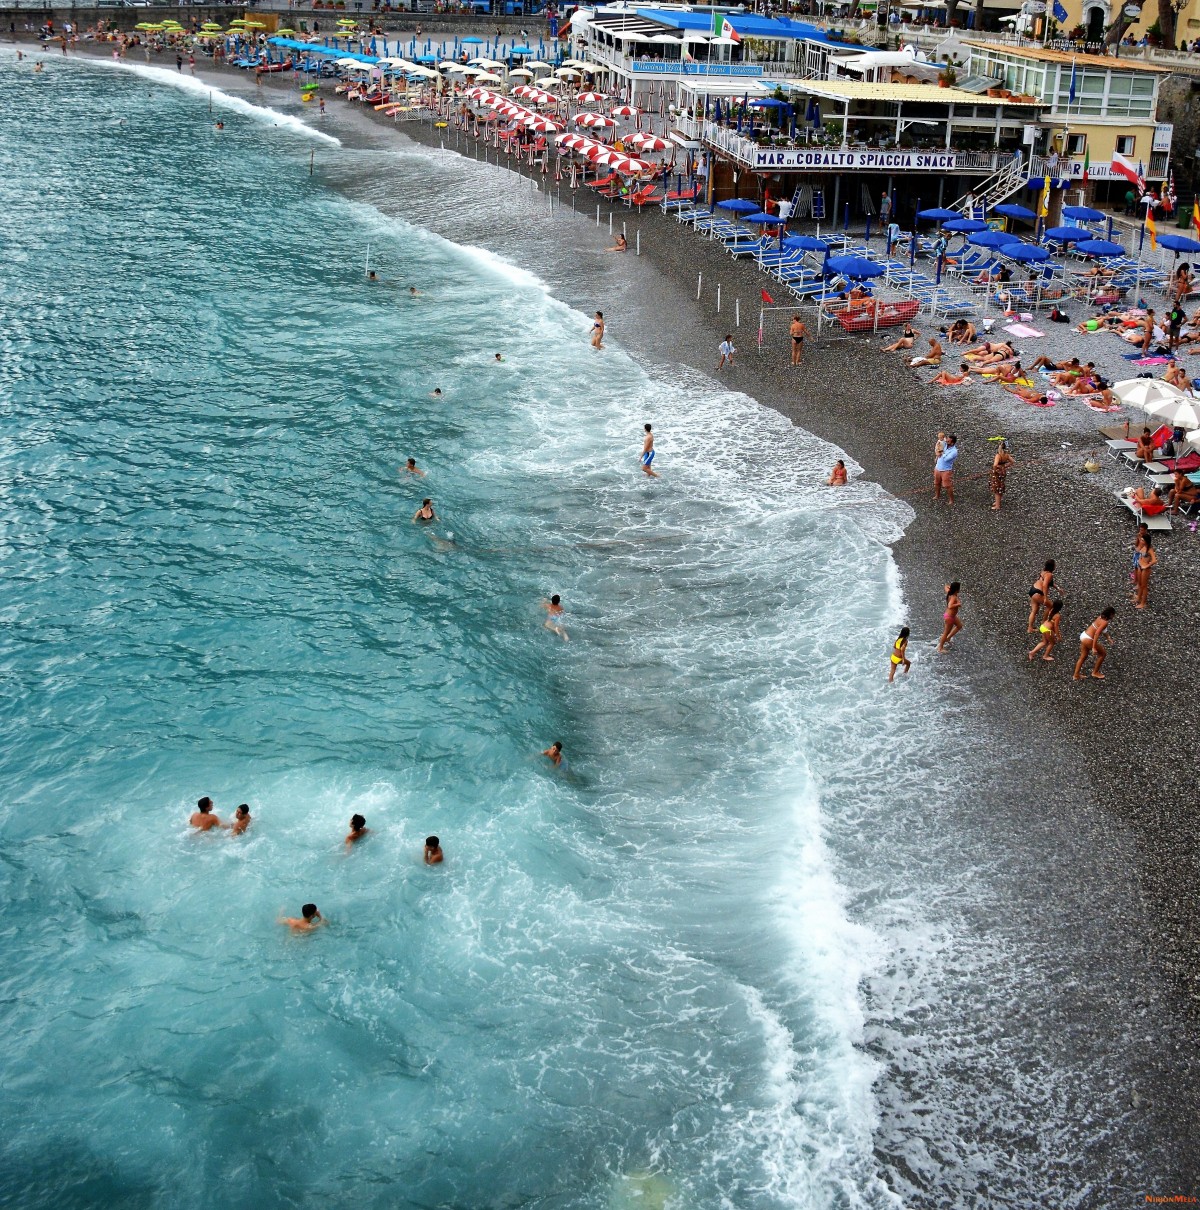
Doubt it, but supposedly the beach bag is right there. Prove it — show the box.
[1049,307,1070,323]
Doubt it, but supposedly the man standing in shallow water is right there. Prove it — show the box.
[641,424,658,477]
[190,797,223,831]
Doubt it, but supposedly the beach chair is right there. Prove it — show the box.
[626,185,663,209]
[1115,491,1172,530]
[727,235,774,259]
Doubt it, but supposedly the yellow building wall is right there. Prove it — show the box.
[1046,121,1160,164]
[1054,0,1200,45]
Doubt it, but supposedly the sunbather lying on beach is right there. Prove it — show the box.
[1029,355,1080,372]
[1002,384,1051,406]
[931,363,970,386]
[1049,362,1095,385]
[1074,315,1123,334]
[964,341,1014,363]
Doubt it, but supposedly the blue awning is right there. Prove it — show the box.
[267,36,379,63]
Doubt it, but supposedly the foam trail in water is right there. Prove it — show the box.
[88,57,341,145]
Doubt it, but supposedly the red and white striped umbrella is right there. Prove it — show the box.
[525,89,557,106]
[556,132,590,150]
[610,104,639,118]
[627,133,669,153]
[512,84,533,98]
[574,113,617,129]
[526,115,561,133]
[577,90,608,105]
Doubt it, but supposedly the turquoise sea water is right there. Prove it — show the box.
[2,53,920,1210]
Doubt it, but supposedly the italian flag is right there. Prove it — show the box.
[714,14,742,41]
[1081,149,1090,184]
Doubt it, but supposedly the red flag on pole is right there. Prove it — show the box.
[760,288,775,304]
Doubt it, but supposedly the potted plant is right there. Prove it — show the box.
[938,65,957,87]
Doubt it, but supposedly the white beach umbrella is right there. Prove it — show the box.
[556,67,583,78]
[1144,395,1200,429]
[534,77,564,89]
[1113,379,1190,412]
[509,67,535,78]
[474,58,506,69]
[474,73,504,85]
[525,59,553,69]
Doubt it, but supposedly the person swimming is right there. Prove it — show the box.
[542,740,564,767]
[430,388,442,399]
[493,353,504,363]
[279,903,323,932]
[413,498,437,523]
[345,814,368,845]
[230,804,251,835]
[189,796,223,831]
[424,836,443,865]
[367,270,378,282]
[408,286,420,296]
[401,457,425,477]
[542,595,568,641]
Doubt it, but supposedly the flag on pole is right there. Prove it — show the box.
[714,15,742,42]
[1068,59,1077,106]
[1110,151,1145,192]
[761,288,775,304]
[1146,210,1157,250]
[1039,174,1051,218]
[1081,148,1090,183]
[1192,199,1200,240]
[1052,0,1068,20]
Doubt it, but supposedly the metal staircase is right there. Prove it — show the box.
[950,151,1029,214]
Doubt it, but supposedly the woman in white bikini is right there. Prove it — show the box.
[1073,606,1115,681]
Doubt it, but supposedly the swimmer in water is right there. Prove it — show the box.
[215,121,225,130]
[641,423,658,478]
[887,627,910,682]
[345,814,368,845]
[230,804,252,835]
[542,741,563,767]
[542,594,568,641]
[367,270,378,282]
[413,498,437,523]
[591,311,605,350]
[494,353,504,363]
[408,285,420,297]
[401,457,425,477]
[430,388,442,399]
[190,796,223,831]
[424,835,443,865]
[279,903,323,932]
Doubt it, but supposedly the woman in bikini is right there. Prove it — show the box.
[413,498,437,523]
[937,582,963,652]
[882,324,917,354]
[989,441,1015,511]
[932,363,970,386]
[1133,533,1157,610]
[790,316,808,366]
[1073,606,1115,681]
[1026,559,1056,633]
[1028,598,1063,662]
[888,626,911,682]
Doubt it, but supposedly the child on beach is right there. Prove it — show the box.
[938,583,963,652]
[717,335,736,370]
[1028,599,1063,662]
[1073,607,1115,681]
[888,627,911,682]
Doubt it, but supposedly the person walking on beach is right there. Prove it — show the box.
[1133,533,1157,610]
[933,434,958,505]
[989,441,1014,511]
[717,335,736,370]
[888,627,911,682]
[938,583,963,652]
[591,311,605,350]
[1073,606,1115,680]
[1026,560,1056,633]
[1028,599,1063,662]
[1141,309,1156,355]
[641,423,658,477]
[542,594,568,641]
[789,315,808,366]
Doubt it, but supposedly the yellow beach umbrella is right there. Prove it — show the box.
[276,28,296,35]
[337,18,358,26]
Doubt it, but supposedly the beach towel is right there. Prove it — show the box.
[1083,396,1122,412]
[1130,356,1171,366]
[1026,395,1056,407]
[1003,323,1044,339]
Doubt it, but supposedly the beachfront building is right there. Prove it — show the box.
[963,42,1173,207]
[1044,0,1200,48]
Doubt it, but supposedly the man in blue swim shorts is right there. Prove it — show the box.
[641,423,658,478]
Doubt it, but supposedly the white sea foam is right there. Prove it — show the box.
[88,57,342,146]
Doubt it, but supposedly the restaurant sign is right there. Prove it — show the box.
[752,148,957,171]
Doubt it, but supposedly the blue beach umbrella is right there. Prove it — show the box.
[510,45,532,53]
[1155,233,1200,253]
[749,98,789,108]
[462,35,483,44]
[1005,243,1051,262]
[916,207,959,222]
[992,203,1036,220]
[716,198,760,213]
[825,255,884,279]
[942,218,987,233]
[1075,238,1125,257]
[1044,226,1087,242]
[1062,205,1104,221]
[783,235,830,251]
[968,230,1020,250]
[742,212,778,224]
